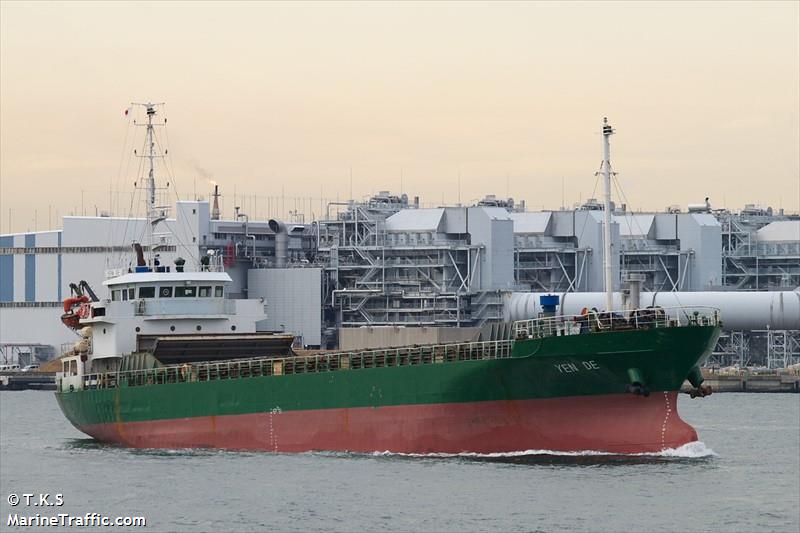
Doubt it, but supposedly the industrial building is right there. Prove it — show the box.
[1,190,798,367]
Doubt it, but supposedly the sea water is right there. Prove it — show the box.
[1,392,797,532]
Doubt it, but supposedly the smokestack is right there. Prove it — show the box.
[211,185,221,220]
[268,219,288,268]
[132,243,146,267]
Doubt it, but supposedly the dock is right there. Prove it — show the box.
[0,372,57,391]
[682,369,800,393]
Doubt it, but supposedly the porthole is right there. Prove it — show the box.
[196,325,202,331]
[170,325,176,332]
[231,325,237,331]
[135,326,140,332]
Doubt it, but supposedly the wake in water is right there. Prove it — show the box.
[60,439,716,463]
[365,441,717,464]
[655,441,717,458]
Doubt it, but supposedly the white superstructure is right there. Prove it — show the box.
[55,103,269,391]
[59,267,267,391]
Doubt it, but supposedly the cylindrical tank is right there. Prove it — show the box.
[504,291,800,331]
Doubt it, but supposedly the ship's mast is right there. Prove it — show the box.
[132,102,166,265]
[146,104,156,228]
[600,117,615,311]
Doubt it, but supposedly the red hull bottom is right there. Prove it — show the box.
[79,392,697,454]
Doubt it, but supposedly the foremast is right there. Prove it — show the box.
[599,117,616,311]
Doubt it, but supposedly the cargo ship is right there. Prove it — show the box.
[54,110,721,454]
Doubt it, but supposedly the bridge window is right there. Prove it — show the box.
[159,286,173,298]
[122,289,128,301]
[128,288,135,300]
[111,290,120,301]
[175,286,197,298]
[199,286,212,297]
[63,359,78,376]
[138,286,156,299]
[214,286,224,297]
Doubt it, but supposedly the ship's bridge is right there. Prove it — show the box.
[103,272,232,302]
[71,270,265,368]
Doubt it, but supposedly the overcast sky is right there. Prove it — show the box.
[1,1,798,233]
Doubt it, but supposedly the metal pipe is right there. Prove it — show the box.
[268,219,288,268]
[236,212,256,261]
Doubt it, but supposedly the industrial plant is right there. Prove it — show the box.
[1,185,798,370]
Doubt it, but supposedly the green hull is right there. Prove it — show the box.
[57,326,720,428]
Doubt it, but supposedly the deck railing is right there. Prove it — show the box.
[71,339,515,392]
[511,306,721,341]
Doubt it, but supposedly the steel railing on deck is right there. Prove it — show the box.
[71,339,515,392]
[511,306,721,340]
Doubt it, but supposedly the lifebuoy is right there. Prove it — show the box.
[77,302,92,318]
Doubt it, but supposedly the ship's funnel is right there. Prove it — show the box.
[132,243,146,267]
